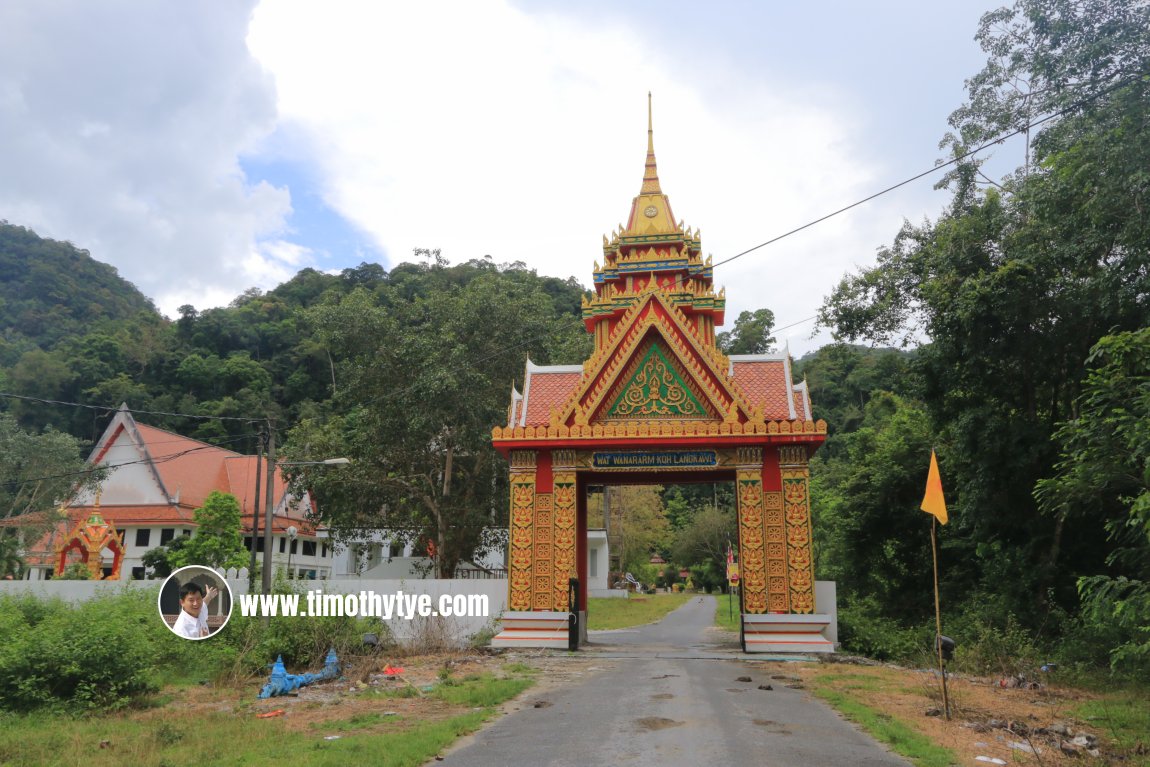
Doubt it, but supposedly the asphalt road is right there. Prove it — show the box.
[435,596,911,767]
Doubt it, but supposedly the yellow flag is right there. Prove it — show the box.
[921,450,948,525]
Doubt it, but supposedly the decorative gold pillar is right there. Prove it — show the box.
[779,445,815,613]
[533,491,554,610]
[551,450,578,611]
[508,450,536,610]
[736,447,769,614]
[764,488,789,613]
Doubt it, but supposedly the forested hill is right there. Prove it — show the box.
[0,234,592,450]
[0,222,159,355]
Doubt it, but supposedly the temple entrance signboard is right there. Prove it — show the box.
[491,98,831,652]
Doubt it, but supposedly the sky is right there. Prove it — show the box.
[0,1,1019,356]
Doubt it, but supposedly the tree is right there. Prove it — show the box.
[717,308,776,355]
[168,492,246,570]
[817,0,1150,622]
[290,257,588,577]
[794,344,916,456]
[0,414,102,544]
[1036,329,1150,668]
[613,486,671,575]
[809,393,940,620]
[141,536,187,579]
[660,483,735,532]
[941,0,1150,184]
[0,533,24,578]
[671,505,737,588]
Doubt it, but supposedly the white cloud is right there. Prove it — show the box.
[0,0,957,355]
[0,1,295,318]
[247,0,911,355]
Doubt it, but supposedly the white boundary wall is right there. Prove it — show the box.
[0,578,509,647]
[1,579,835,647]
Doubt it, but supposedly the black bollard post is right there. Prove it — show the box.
[568,577,579,651]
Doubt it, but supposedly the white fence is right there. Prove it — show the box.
[1,576,509,647]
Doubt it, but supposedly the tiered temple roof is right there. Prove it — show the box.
[497,96,819,446]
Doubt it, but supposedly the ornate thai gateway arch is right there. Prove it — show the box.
[491,101,832,653]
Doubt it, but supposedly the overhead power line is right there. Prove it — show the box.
[0,392,260,422]
[6,70,1140,426]
[349,85,1105,407]
[0,432,263,492]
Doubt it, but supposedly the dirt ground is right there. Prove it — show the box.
[145,649,604,739]
[796,657,1123,766]
[142,650,1132,764]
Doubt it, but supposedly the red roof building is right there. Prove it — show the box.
[22,405,332,581]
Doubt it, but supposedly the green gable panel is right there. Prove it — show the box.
[606,343,711,418]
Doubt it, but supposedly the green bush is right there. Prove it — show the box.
[0,590,160,712]
[837,597,931,662]
[0,586,390,712]
[57,563,91,580]
[949,615,1040,677]
[210,581,390,677]
[222,611,383,676]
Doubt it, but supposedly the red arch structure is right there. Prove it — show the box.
[54,506,124,580]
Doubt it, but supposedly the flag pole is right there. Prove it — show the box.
[930,515,950,719]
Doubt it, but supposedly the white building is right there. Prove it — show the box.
[325,529,507,580]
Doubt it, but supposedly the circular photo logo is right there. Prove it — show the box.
[159,565,234,640]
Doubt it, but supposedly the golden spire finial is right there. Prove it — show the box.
[641,91,662,194]
[647,91,653,153]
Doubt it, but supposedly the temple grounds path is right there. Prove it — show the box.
[435,596,911,767]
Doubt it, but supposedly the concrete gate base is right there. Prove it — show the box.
[742,613,834,653]
[492,582,838,652]
[490,611,569,649]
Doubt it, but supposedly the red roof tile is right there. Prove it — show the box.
[74,504,197,525]
[523,371,581,426]
[221,456,292,517]
[792,391,806,420]
[731,360,793,420]
[133,423,240,509]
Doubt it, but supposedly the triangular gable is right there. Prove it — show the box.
[79,405,172,506]
[598,338,717,421]
[557,291,758,427]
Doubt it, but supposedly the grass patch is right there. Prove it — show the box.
[0,669,536,767]
[309,712,399,731]
[812,672,883,692]
[713,592,740,633]
[1077,691,1150,765]
[809,687,957,767]
[586,593,692,630]
[433,674,533,707]
[361,685,421,699]
[501,662,535,675]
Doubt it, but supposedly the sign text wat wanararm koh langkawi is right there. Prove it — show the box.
[490,98,834,652]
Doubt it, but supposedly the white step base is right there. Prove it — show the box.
[743,613,835,654]
[490,610,571,649]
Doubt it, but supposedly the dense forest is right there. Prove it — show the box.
[1,0,1146,673]
[814,0,1150,670]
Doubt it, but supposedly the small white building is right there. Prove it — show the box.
[325,530,507,580]
[586,528,611,595]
